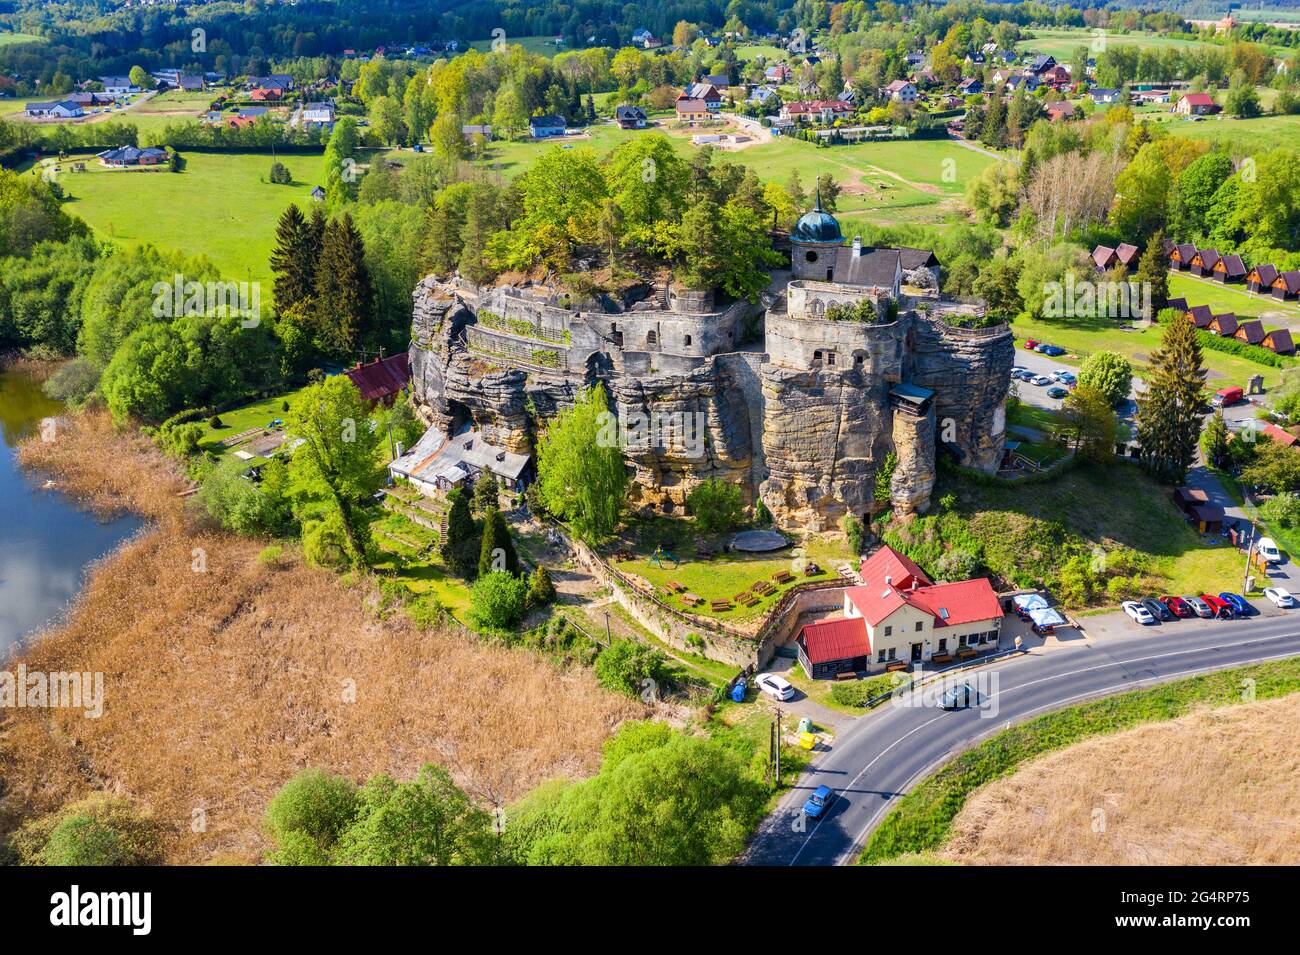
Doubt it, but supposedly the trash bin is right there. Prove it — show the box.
[798,732,817,750]
[796,716,814,734]
[729,680,746,703]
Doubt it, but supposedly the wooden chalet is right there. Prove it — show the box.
[1246,264,1278,293]
[1272,270,1300,301]
[1189,248,1220,277]
[1212,253,1246,283]
[1187,304,1213,329]
[1263,328,1295,354]
[1235,319,1265,345]
[1208,312,1237,336]
[1170,243,1197,271]
[1165,296,1188,314]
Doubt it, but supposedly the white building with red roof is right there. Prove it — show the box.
[795,545,1002,679]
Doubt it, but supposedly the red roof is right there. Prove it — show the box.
[905,578,1001,628]
[344,353,411,403]
[1262,423,1300,448]
[1181,92,1215,107]
[847,545,1000,629]
[799,617,871,664]
[785,100,853,113]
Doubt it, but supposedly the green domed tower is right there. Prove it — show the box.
[790,189,843,281]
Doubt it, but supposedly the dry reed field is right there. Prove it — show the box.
[4,413,641,863]
[942,696,1300,865]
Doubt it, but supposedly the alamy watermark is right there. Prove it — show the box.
[1043,276,1151,321]
[596,410,706,458]
[152,273,261,328]
[1,665,103,718]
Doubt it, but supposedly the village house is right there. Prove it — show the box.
[1025,54,1057,76]
[249,87,285,103]
[1187,304,1214,329]
[1089,87,1122,105]
[765,64,792,83]
[748,85,778,106]
[24,100,84,119]
[1041,65,1072,88]
[528,114,567,138]
[388,425,532,496]
[679,82,724,111]
[1165,297,1189,314]
[957,77,982,95]
[99,75,139,97]
[343,353,410,407]
[674,98,712,123]
[796,546,1002,678]
[881,79,917,103]
[461,123,492,142]
[1208,312,1238,337]
[96,145,168,167]
[246,74,294,91]
[301,101,336,126]
[1169,242,1198,270]
[1264,328,1295,354]
[1092,243,1140,271]
[780,99,853,123]
[615,104,648,129]
[1175,92,1219,116]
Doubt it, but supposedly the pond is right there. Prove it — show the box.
[0,367,142,656]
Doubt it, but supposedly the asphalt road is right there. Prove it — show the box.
[742,615,1300,866]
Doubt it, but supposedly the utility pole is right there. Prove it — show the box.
[774,706,782,787]
[603,609,612,647]
[1242,517,1257,593]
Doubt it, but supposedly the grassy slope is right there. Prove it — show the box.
[1160,113,1300,154]
[1168,270,1300,325]
[891,462,1243,602]
[1016,26,1249,59]
[860,657,1300,864]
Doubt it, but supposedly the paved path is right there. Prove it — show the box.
[742,612,1300,866]
[949,136,1019,164]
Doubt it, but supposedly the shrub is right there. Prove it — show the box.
[209,414,224,429]
[840,512,864,554]
[1077,351,1132,407]
[257,544,284,566]
[269,161,292,185]
[594,639,672,699]
[527,564,556,607]
[687,478,744,534]
[468,571,529,633]
[12,795,162,866]
[477,508,519,576]
[265,769,359,865]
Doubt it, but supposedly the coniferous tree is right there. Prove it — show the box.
[270,205,316,313]
[981,87,1007,148]
[1136,317,1207,483]
[1135,229,1169,317]
[478,508,520,577]
[442,487,480,579]
[313,213,373,358]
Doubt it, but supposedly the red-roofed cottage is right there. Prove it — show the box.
[343,352,411,405]
[795,545,1002,678]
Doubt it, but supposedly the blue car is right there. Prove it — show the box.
[802,785,836,819]
[1218,592,1251,616]
[1037,344,1066,356]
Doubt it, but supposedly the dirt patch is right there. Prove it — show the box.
[942,695,1300,865]
[3,413,641,863]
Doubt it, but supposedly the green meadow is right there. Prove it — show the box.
[1161,112,1300,154]
[0,32,43,48]
[1016,27,1232,60]
[52,150,331,283]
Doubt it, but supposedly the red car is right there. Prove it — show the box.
[1160,595,1194,618]
[1023,338,1039,350]
[1199,594,1235,619]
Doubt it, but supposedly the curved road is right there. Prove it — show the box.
[743,616,1300,866]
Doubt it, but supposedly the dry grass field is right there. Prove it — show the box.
[5,412,640,863]
[942,696,1300,865]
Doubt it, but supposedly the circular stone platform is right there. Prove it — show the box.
[731,530,792,553]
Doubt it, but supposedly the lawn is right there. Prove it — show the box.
[1010,311,1283,388]
[608,519,852,625]
[887,461,1246,605]
[859,657,1300,864]
[198,386,312,456]
[370,509,474,621]
[1168,270,1300,324]
[0,31,43,47]
[1016,27,1236,60]
[468,35,565,57]
[1161,113,1300,155]
[54,150,336,284]
[734,43,786,60]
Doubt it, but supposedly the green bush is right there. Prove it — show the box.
[594,639,672,699]
[468,571,529,633]
[687,478,744,534]
[209,414,224,429]
[12,795,162,866]
[265,769,359,865]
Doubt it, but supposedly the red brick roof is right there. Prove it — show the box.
[847,545,1000,630]
[344,353,411,403]
[1262,423,1300,448]
[906,577,1001,628]
[1181,92,1215,107]
[799,616,871,664]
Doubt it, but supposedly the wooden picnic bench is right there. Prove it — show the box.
[710,600,733,612]
[957,647,978,660]
[732,590,752,602]
[752,581,776,596]
[681,592,704,607]
[772,570,795,585]
[930,652,953,665]
[833,671,858,682]
[743,595,761,608]
[886,661,909,672]
[665,580,686,593]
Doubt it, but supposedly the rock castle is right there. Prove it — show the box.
[409,198,1014,529]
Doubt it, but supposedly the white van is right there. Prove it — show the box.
[1258,537,1282,564]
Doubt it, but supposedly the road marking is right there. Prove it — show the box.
[835,645,1300,865]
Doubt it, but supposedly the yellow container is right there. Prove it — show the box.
[798,732,817,750]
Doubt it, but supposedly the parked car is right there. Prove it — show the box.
[1022,338,1040,350]
[1160,595,1195,618]
[1011,365,1028,378]
[1053,371,1077,385]
[1037,344,1066,356]
[1030,375,1053,386]
[938,682,979,709]
[1264,586,1296,608]
[802,784,837,819]
[755,672,795,702]
[1183,595,1214,618]
[1122,600,1156,625]
[1257,537,1282,564]
[1141,597,1173,621]
[1218,592,1251,616]
[1200,594,1235,619]
[1046,386,1069,399]
[1212,386,1244,408]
